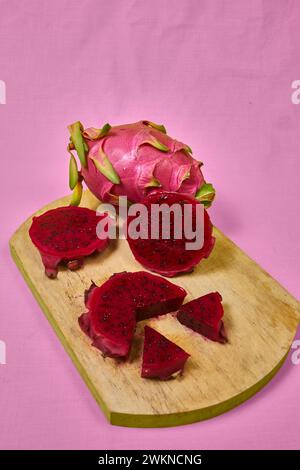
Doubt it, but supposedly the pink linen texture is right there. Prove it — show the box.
[0,0,299,449]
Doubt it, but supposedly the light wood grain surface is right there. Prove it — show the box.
[9,191,300,427]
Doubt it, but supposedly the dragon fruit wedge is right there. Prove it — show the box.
[126,190,215,277]
[67,120,215,207]
[79,271,187,359]
[177,292,227,343]
[141,326,190,380]
[29,206,110,278]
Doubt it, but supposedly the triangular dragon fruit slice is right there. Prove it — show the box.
[126,190,215,277]
[79,271,187,359]
[141,326,190,380]
[177,292,227,343]
[29,206,110,278]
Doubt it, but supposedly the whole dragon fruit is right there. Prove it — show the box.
[67,120,215,207]
[177,292,227,343]
[29,206,110,278]
[141,326,190,380]
[79,271,187,358]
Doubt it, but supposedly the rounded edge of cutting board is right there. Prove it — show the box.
[9,238,112,424]
[109,351,289,427]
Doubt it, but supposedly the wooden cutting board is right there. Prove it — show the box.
[9,190,300,427]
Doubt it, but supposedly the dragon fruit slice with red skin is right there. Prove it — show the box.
[29,206,110,278]
[79,271,187,359]
[126,190,215,277]
[67,120,215,207]
[141,326,190,380]
[177,292,227,343]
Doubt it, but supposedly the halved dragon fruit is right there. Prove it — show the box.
[79,271,187,358]
[126,190,215,277]
[177,292,227,343]
[141,326,190,380]
[29,206,110,278]
[67,120,215,207]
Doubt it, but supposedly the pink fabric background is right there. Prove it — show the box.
[0,0,299,450]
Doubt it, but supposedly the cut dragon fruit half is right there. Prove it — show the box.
[78,271,187,359]
[29,206,110,278]
[126,190,215,277]
[177,292,227,343]
[141,326,190,380]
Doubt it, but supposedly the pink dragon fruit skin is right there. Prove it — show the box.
[68,120,215,206]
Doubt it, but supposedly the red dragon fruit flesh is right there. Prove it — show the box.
[79,271,187,359]
[126,190,215,277]
[67,120,215,207]
[177,292,227,343]
[29,206,110,278]
[141,326,190,380]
